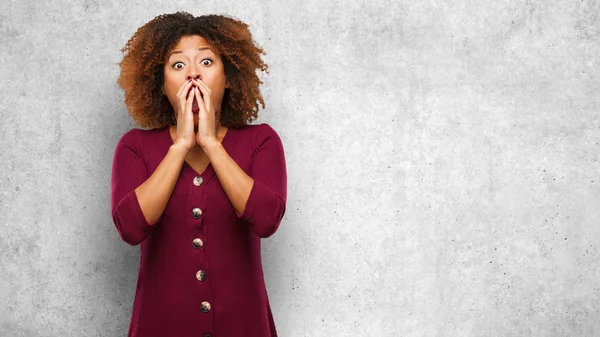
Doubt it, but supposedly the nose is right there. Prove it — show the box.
[186,62,203,83]
[187,65,201,81]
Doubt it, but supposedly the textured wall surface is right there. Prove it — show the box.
[1,0,599,336]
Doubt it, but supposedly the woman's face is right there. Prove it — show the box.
[162,35,228,124]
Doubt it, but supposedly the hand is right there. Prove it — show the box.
[172,79,196,151]
[192,78,219,148]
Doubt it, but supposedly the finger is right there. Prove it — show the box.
[185,86,195,115]
[193,79,212,112]
[176,82,195,118]
[177,79,194,98]
[183,81,199,102]
[193,78,212,97]
[194,86,207,115]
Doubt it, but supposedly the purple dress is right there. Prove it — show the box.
[110,123,287,337]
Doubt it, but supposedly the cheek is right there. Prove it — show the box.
[204,67,226,85]
[163,70,182,94]
[165,82,186,103]
[205,75,227,93]
[164,78,178,94]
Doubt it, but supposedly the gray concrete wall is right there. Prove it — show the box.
[1,0,599,336]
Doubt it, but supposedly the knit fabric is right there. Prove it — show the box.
[110,123,287,337]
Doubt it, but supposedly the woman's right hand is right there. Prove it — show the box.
[172,79,197,151]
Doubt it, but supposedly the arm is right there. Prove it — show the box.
[110,129,189,245]
[205,124,287,238]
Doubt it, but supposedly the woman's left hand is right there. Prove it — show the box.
[193,78,219,149]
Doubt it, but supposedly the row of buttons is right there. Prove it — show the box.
[191,175,212,322]
[192,237,210,312]
[192,176,204,220]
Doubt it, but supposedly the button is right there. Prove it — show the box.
[192,238,203,249]
[196,270,206,281]
[204,334,212,337]
[193,176,203,186]
[192,207,203,218]
[200,301,211,312]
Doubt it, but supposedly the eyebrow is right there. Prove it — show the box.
[169,47,214,57]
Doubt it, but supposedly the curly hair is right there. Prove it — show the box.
[117,12,269,129]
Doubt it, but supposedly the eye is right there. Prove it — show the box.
[201,58,213,66]
[172,62,184,70]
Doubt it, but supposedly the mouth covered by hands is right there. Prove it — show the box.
[190,78,218,149]
[173,78,219,151]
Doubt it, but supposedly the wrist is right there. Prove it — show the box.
[201,139,223,154]
[170,143,190,157]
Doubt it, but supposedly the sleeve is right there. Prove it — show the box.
[110,129,161,245]
[235,124,288,238]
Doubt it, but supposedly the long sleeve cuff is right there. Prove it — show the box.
[236,179,286,238]
[112,189,160,245]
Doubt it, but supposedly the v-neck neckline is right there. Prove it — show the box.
[164,126,231,178]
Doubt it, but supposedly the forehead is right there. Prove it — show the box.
[168,35,217,57]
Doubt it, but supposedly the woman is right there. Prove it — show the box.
[110,12,287,337]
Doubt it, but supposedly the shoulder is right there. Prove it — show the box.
[235,122,281,140]
[234,123,283,149]
[234,122,278,135]
[115,127,166,152]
